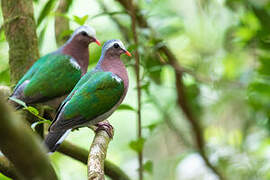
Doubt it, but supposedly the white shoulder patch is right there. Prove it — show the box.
[69,58,80,70]
[112,74,122,83]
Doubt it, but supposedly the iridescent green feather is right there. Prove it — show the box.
[15,54,50,89]
[56,69,97,111]
[20,53,81,99]
[62,71,124,121]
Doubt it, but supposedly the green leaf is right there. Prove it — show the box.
[38,26,47,49]
[0,27,5,41]
[158,21,184,37]
[8,97,27,108]
[143,121,161,132]
[37,0,57,26]
[73,15,89,25]
[129,137,145,153]
[23,106,48,121]
[117,104,136,111]
[9,96,49,122]
[31,120,51,130]
[59,29,73,41]
[140,81,150,93]
[127,44,138,51]
[0,68,10,85]
[143,160,153,174]
[25,106,39,116]
[144,53,163,84]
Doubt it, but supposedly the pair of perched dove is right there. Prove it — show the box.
[9,25,131,152]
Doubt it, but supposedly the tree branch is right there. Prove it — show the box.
[129,1,143,179]
[174,61,225,180]
[115,0,148,28]
[0,0,57,177]
[1,0,47,138]
[58,141,130,180]
[1,0,39,84]
[0,94,57,180]
[87,121,113,180]
[0,156,22,180]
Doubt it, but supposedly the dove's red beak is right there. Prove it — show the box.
[95,39,101,46]
[125,50,132,57]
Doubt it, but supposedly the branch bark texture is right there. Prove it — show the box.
[87,123,113,180]
[58,141,130,180]
[0,95,57,180]
[1,0,39,84]
[0,156,22,179]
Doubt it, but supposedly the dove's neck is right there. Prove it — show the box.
[61,38,89,75]
[98,54,129,91]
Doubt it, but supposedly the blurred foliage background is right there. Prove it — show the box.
[1,0,270,179]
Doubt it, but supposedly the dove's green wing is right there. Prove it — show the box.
[50,71,124,131]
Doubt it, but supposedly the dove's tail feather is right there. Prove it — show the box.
[44,129,71,153]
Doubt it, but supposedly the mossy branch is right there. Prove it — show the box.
[0,88,129,180]
[1,0,39,84]
[0,156,22,180]
[0,94,57,180]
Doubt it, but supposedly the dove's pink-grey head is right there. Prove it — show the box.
[100,39,131,58]
[61,25,101,74]
[65,26,100,46]
[97,39,131,95]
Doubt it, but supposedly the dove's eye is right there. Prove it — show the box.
[113,43,120,49]
[81,31,88,36]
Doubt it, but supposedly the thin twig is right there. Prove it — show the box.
[129,0,143,179]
